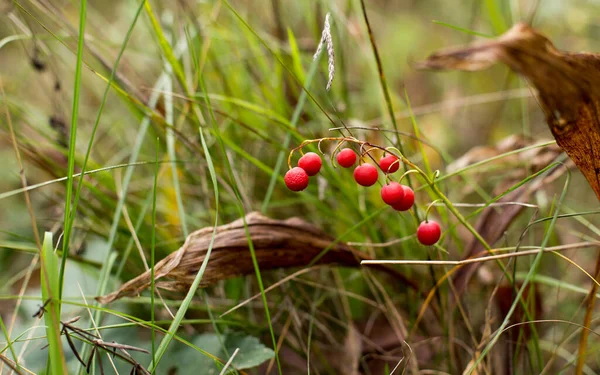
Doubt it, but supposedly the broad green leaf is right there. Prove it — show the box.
[158,332,274,374]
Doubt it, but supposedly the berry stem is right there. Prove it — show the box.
[399,169,420,183]
[424,199,442,222]
[317,139,326,155]
[359,144,379,161]
[287,137,358,169]
[330,141,345,168]
[331,140,349,155]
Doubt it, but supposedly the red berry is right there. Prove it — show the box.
[353,164,379,186]
[336,148,357,168]
[284,167,309,192]
[391,186,415,211]
[380,155,400,173]
[298,152,322,176]
[417,220,441,246]
[380,182,405,205]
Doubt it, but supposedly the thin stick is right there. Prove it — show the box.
[361,241,600,266]
[218,348,240,375]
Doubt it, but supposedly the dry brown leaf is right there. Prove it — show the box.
[97,212,417,304]
[417,23,600,201]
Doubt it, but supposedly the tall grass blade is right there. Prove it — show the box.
[261,39,321,212]
[150,137,159,362]
[59,0,87,301]
[147,123,220,373]
[41,232,67,374]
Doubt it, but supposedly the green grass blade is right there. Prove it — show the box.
[58,0,87,301]
[359,0,404,153]
[144,1,190,97]
[165,75,189,236]
[432,21,493,38]
[67,0,147,284]
[404,88,432,176]
[0,314,19,372]
[41,232,67,374]
[261,42,320,212]
[151,137,159,362]
[197,68,284,373]
[147,123,220,373]
[287,27,306,83]
[485,0,508,35]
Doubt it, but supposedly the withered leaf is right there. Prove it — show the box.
[417,23,600,201]
[97,212,416,304]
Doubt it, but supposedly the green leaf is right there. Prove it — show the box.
[220,332,275,370]
[159,332,274,373]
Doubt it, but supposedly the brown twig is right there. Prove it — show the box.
[41,316,153,374]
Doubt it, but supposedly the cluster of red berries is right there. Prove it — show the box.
[285,149,414,209]
[284,147,441,245]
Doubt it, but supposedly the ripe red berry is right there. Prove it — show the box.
[391,186,415,211]
[336,148,357,168]
[353,164,379,186]
[417,220,441,246]
[380,155,400,174]
[380,182,405,205]
[284,167,309,192]
[298,152,322,176]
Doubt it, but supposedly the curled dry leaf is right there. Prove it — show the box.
[417,23,600,201]
[97,212,417,304]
